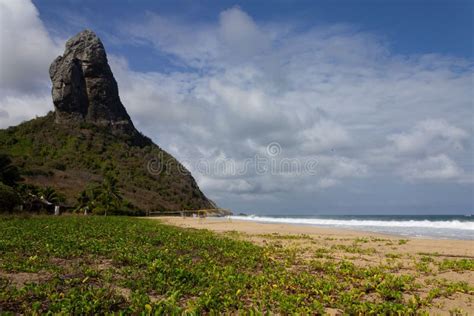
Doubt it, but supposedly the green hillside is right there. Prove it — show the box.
[0,112,211,212]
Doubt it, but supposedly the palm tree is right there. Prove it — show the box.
[98,173,122,216]
[76,185,100,215]
[75,190,90,214]
[0,154,21,186]
[40,187,62,204]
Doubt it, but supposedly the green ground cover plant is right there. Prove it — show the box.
[0,216,472,314]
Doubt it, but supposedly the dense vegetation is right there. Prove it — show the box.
[0,150,134,215]
[0,216,471,314]
[0,183,20,213]
[0,113,211,212]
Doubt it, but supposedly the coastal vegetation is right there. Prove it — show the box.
[0,113,211,214]
[1,216,472,314]
[0,151,136,216]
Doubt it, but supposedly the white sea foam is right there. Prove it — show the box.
[229,215,474,230]
[227,215,474,239]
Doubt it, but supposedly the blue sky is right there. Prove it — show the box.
[1,0,473,214]
[35,0,473,70]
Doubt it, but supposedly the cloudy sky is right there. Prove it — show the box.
[0,0,473,214]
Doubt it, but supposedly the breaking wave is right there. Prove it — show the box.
[227,215,474,239]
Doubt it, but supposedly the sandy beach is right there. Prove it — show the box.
[156,216,474,314]
[157,216,473,257]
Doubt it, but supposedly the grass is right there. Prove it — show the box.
[0,216,472,314]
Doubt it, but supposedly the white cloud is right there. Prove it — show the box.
[388,119,468,155]
[0,0,60,128]
[126,6,273,68]
[217,7,270,61]
[118,7,473,200]
[317,178,339,189]
[0,0,60,92]
[0,94,52,128]
[399,154,463,182]
[126,13,218,68]
[369,119,471,182]
[299,120,351,154]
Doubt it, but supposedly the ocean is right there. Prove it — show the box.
[227,214,474,240]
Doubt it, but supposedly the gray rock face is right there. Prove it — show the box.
[50,30,135,133]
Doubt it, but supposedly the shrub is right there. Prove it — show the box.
[0,154,21,186]
[0,182,21,213]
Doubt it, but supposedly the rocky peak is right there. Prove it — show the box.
[50,30,135,133]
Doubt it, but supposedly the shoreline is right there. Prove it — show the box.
[226,217,464,241]
[154,215,474,240]
[226,215,474,241]
[154,216,474,258]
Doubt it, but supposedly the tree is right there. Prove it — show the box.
[0,182,21,213]
[0,154,21,186]
[39,187,63,204]
[98,173,122,216]
[16,184,40,212]
[75,185,99,215]
[75,190,90,214]
[74,173,123,216]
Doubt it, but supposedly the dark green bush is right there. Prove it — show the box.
[0,182,21,213]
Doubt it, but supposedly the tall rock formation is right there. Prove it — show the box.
[49,30,135,134]
[0,29,214,212]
